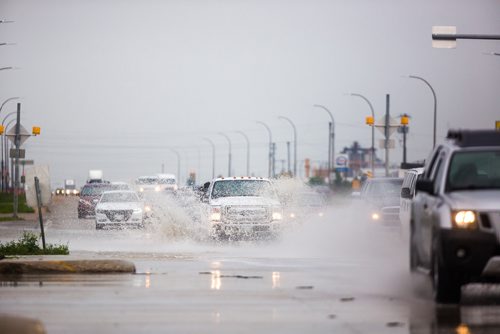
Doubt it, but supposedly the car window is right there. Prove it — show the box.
[211,180,277,199]
[365,179,403,198]
[425,146,442,179]
[100,192,139,203]
[81,185,113,196]
[433,157,445,194]
[446,150,500,191]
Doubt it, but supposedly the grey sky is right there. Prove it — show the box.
[1,0,499,187]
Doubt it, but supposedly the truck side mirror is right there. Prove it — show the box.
[416,179,434,195]
[401,187,412,199]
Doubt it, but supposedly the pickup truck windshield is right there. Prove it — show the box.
[447,150,500,191]
[211,180,277,199]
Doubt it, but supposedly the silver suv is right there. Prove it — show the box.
[410,130,500,303]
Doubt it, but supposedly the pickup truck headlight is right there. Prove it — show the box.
[210,207,222,222]
[272,207,283,221]
[155,186,161,192]
[453,210,477,229]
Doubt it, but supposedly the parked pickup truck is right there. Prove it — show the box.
[410,129,500,303]
[203,177,283,240]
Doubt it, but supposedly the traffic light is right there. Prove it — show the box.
[365,116,374,125]
[0,125,4,135]
[32,126,41,136]
[401,116,409,125]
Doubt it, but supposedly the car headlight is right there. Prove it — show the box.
[210,206,221,222]
[318,212,324,217]
[72,189,78,195]
[144,205,151,212]
[453,210,477,229]
[371,212,380,220]
[272,207,283,221]
[155,186,161,192]
[140,187,144,192]
[289,212,296,219]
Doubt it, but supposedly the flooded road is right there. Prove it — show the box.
[1,196,500,333]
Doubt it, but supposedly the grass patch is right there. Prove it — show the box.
[0,216,25,222]
[0,231,69,256]
[0,193,35,214]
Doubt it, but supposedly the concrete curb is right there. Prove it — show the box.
[0,314,46,334]
[0,259,136,275]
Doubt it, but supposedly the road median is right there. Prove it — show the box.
[0,259,136,275]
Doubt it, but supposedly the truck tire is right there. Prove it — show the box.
[432,239,461,304]
[96,223,104,230]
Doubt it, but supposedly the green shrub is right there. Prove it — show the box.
[0,231,69,255]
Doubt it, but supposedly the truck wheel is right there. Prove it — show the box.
[96,223,103,230]
[432,241,461,304]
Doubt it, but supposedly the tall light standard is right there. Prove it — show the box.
[169,148,181,185]
[256,121,273,178]
[406,75,437,148]
[349,94,375,175]
[0,97,20,116]
[218,132,232,177]
[278,116,297,177]
[4,119,16,190]
[1,111,16,191]
[313,105,335,182]
[235,131,250,176]
[203,138,216,179]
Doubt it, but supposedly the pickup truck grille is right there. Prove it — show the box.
[223,206,270,224]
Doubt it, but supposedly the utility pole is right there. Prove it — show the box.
[13,103,20,218]
[272,143,276,178]
[328,122,332,183]
[384,95,390,177]
[286,141,291,174]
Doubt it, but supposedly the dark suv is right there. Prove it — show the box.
[410,130,500,303]
[78,183,115,219]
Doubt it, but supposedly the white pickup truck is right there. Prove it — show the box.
[203,177,283,240]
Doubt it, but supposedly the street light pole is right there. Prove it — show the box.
[278,116,297,177]
[349,94,375,175]
[169,148,181,185]
[4,118,16,190]
[407,75,437,148]
[203,138,216,179]
[235,131,250,176]
[1,111,16,191]
[0,97,20,116]
[218,133,232,177]
[313,105,335,182]
[256,121,273,178]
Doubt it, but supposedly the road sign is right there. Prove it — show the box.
[496,120,500,130]
[432,26,457,49]
[374,117,400,138]
[20,159,34,166]
[10,148,26,159]
[6,124,31,146]
[379,139,395,149]
[334,154,349,172]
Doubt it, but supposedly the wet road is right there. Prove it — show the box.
[1,196,500,333]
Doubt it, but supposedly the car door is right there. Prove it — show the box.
[412,147,442,268]
[420,154,446,266]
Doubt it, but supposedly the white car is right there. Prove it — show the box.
[135,176,161,193]
[204,177,283,240]
[157,173,178,192]
[95,190,149,229]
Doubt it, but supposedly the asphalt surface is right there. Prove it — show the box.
[1,196,500,333]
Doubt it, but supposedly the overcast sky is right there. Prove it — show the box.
[1,0,499,187]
